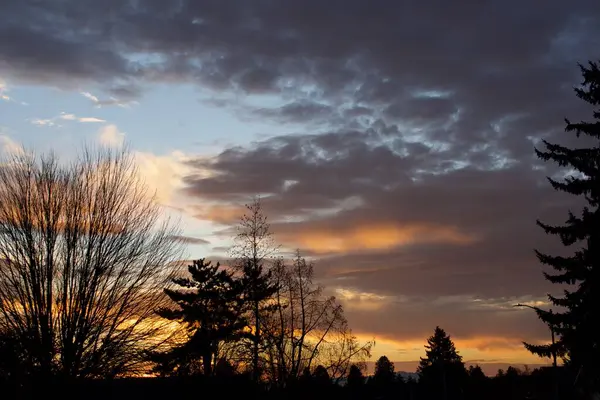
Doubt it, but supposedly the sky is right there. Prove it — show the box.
[1,0,599,375]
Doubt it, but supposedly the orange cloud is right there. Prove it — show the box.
[192,204,246,224]
[282,223,476,253]
[335,287,394,311]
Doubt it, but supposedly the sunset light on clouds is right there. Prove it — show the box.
[1,0,599,376]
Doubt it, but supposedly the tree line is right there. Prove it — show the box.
[0,60,599,399]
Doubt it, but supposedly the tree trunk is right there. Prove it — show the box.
[253,298,260,381]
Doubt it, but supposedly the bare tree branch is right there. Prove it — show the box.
[0,147,183,378]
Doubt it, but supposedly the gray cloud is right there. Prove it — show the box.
[337,293,554,343]
[253,100,336,125]
[3,0,598,352]
[168,235,210,246]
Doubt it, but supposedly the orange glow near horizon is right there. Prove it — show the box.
[192,204,246,225]
[353,333,552,372]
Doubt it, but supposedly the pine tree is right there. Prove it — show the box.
[418,327,464,371]
[524,61,600,391]
[153,259,246,376]
[418,327,467,400]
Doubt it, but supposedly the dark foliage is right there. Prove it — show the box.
[368,355,401,399]
[347,363,365,388]
[152,259,246,376]
[524,61,600,395]
[231,198,280,380]
[417,326,467,400]
[0,365,581,400]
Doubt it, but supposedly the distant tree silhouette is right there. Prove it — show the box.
[406,375,418,400]
[467,365,488,400]
[374,355,395,383]
[346,364,365,388]
[468,365,486,380]
[523,61,600,396]
[0,148,182,379]
[346,364,366,400]
[505,366,522,378]
[152,259,245,376]
[418,327,467,400]
[230,198,279,380]
[369,355,399,399]
[261,251,372,385]
[312,364,331,385]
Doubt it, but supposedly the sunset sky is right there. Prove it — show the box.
[2,1,599,375]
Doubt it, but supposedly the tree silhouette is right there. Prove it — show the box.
[0,148,182,379]
[312,364,331,385]
[467,365,488,400]
[418,327,467,400]
[153,259,245,376]
[524,61,600,395]
[261,251,370,385]
[346,364,365,388]
[369,355,398,399]
[374,355,395,383]
[230,198,279,381]
[468,365,486,380]
[346,364,366,400]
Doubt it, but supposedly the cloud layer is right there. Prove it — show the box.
[2,0,598,363]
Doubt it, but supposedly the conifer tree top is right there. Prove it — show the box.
[524,61,600,387]
[418,326,463,372]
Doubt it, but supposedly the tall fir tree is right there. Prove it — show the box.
[153,259,246,376]
[524,61,600,392]
[418,327,467,400]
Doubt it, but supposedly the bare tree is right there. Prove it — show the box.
[262,251,373,385]
[314,327,373,384]
[229,197,279,380]
[0,147,182,379]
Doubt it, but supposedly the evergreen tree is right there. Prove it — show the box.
[524,61,600,393]
[374,355,395,383]
[418,327,464,371]
[231,198,279,380]
[346,364,365,388]
[418,327,467,400]
[153,259,245,376]
[371,355,397,399]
